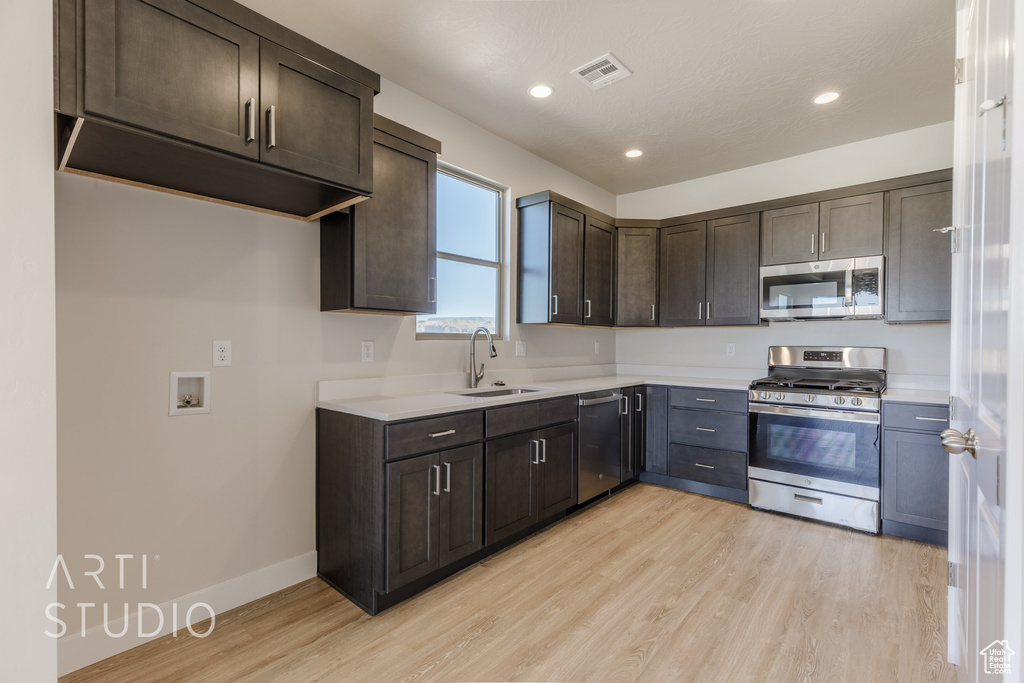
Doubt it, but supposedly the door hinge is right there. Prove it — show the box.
[949,395,957,421]
[948,561,958,587]
[997,454,1001,506]
[951,227,960,254]
[954,58,965,85]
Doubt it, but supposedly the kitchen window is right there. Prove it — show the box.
[416,166,504,338]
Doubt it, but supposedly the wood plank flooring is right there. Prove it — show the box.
[62,484,956,682]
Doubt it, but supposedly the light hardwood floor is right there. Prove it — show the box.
[62,484,956,682]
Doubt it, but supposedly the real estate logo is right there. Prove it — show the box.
[44,554,215,639]
[980,639,1015,676]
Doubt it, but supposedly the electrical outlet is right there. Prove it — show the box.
[361,341,374,362]
[213,340,232,367]
[726,343,736,357]
[594,341,601,355]
[515,341,527,357]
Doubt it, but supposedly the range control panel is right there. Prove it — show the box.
[803,350,844,363]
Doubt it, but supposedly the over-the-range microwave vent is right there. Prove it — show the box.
[571,53,632,90]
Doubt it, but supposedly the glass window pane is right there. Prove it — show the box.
[436,172,498,262]
[417,259,497,334]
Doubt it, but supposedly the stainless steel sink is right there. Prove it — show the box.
[445,386,552,398]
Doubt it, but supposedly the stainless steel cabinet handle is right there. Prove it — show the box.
[620,395,629,416]
[429,429,455,438]
[429,277,437,303]
[698,302,702,320]
[444,462,451,493]
[432,464,441,496]
[650,304,655,321]
[585,299,592,318]
[695,463,715,469]
[530,440,540,464]
[706,301,711,319]
[821,233,827,253]
[552,295,558,316]
[267,105,276,149]
[695,427,716,432]
[915,416,947,422]
[794,493,823,504]
[245,98,255,142]
[695,398,716,403]
[636,394,643,412]
[811,232,816,254]
[539,438,547,463]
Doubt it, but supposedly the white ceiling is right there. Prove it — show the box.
[247,0,954,195]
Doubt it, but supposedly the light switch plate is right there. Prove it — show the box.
[726,343,736,356]
[515,341,526,357]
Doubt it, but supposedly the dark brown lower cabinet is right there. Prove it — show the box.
[642,386,668,475]
[486,422,577,546]
[385,444,483,592]
[620,386,647,481]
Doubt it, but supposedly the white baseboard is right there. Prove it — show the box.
[57,551,317,677]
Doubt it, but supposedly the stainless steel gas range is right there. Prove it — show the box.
[747,346,886,533]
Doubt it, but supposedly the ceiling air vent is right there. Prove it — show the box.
[571,53,632,90]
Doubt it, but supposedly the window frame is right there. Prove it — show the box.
[415,163,506,340]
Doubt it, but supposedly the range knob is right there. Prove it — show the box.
[851,397,864,407]
[774,392,786,401]
[760,391,771,400]
[804,394,815,403]
[833,396,846,405]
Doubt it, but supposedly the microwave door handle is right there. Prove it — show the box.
[844,267,854,307]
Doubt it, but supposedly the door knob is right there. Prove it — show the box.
[941,428,978,458]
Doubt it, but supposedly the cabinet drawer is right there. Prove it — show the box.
[669,387,747,414]
[669,408,748,452]
[537,396,578,428]
[668,444,747,490]
[486,402,538,438]
[882,402,949,433]
[387,411,483,459]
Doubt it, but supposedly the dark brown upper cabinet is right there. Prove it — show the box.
[761,193,883,265]
[55,0,378,220]
[321,117,440,314]
[518,200,585,324]
[615,228,659,327]
[660,214,759,327]
[886,182,953,323]
[583,216,615,326]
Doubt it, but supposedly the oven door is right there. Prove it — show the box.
[748,403,880,498]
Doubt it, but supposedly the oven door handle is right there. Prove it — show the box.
[749,402,880,425]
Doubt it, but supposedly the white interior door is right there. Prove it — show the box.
[949,0,1016,679]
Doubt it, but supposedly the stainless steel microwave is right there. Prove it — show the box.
[759,255,884,320]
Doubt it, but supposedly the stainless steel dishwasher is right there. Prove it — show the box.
[578,390,622,502]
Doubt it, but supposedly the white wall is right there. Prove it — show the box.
[617,122,955,219]
[0,1,58,681]
[615,122,955,381]
[54,77,617,671]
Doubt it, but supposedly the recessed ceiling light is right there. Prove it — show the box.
[529,85,553,98]
[625,149,643,158]
[814,91,840,104]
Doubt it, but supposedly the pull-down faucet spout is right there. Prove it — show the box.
[469,327,497,388]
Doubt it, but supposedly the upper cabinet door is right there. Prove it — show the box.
[259,39,373,192]
[350,129,437,312]
[549,203,585,325]
[615,228,659,327]
[706,213,760,325]
[659,222,707,326]
[83,0,260,159]
[886,182,953,322]
[818,192,884,260]
[583,216,615,326]
[760,203,819,265]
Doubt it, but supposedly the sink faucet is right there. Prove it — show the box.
[469,327,497,388]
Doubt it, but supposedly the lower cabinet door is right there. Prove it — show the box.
[882,429,949,531]
[385,453,440,592]
[486,432,538,545]
[537,422,578,519]
[438,444,484,566]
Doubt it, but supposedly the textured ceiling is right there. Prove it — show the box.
[241,0,954,195]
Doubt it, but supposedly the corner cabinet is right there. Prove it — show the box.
[660,214,760,326]
[885,182,953,323]
[517,194,617,326]
[321,116,440,314]
[615,228,659,326]
[55,0,378,219]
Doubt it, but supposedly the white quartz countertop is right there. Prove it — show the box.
[317,374,754,421]
[881,388,949,405]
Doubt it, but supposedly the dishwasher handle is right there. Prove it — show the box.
[579,393,623,407]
